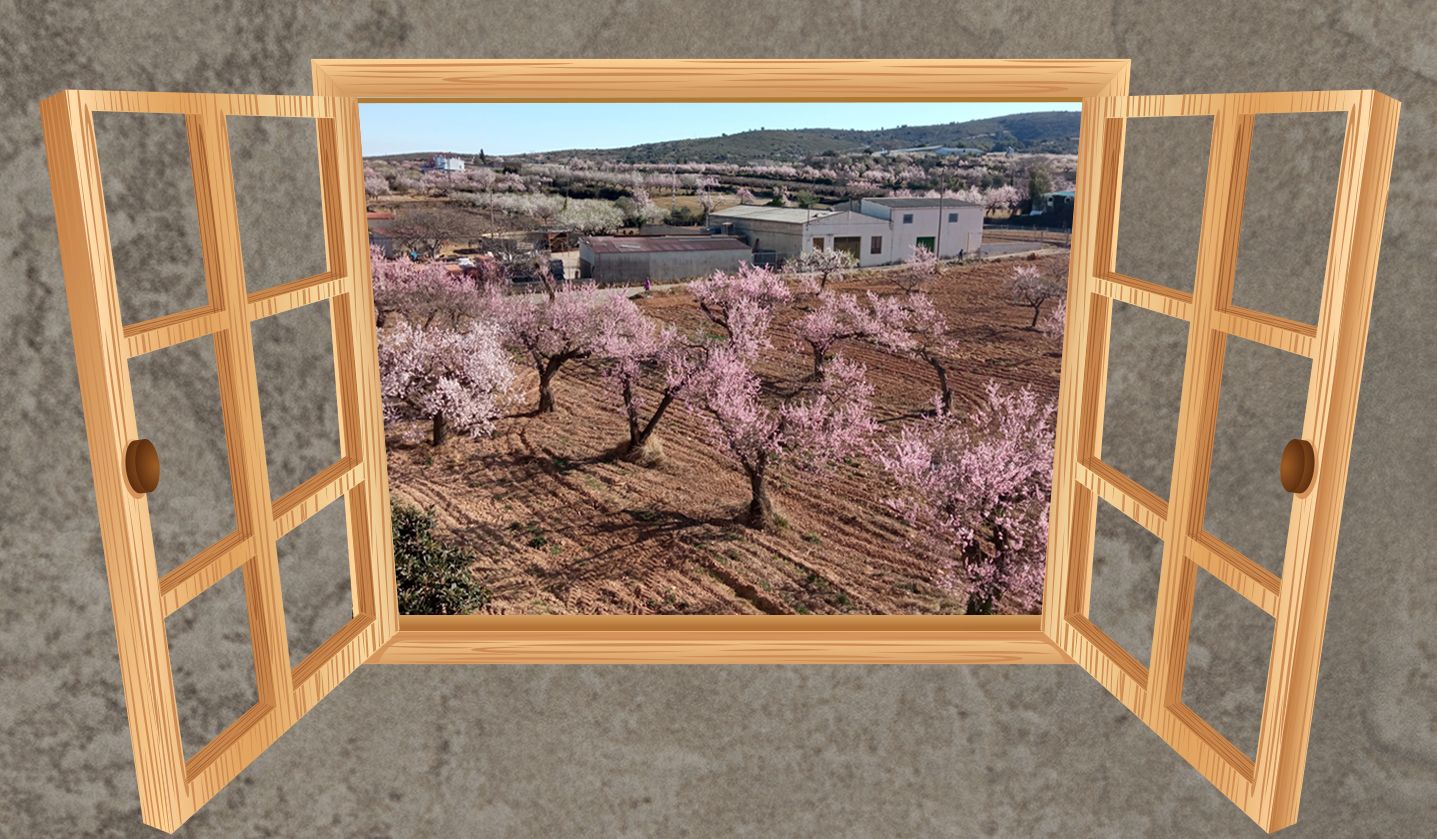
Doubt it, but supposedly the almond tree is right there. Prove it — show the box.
[786,247,857,294]
[690,263,793,352]
[1008,263,1067,329]
[893,245,940,293]
[795,292,869,378]
[876,382,1055,614]
[863,290,958,414]
[370,246,483,329]
[593,295,708,460]
[500,282,606,414]
[693,348,875,528]
[378,321,515,446]
[735,186,756,205]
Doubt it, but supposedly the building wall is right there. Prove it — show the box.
[714,217,808,262]
[862,200,984,261]
[579,244,752,283]
[803,215,894,267]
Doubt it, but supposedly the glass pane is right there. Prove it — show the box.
[1182,568,1273,758]
[228,116,328,291]
[93,112,206,324]
[166,569,257,758]
[1088,497,1164,667]
[129,337,236,576]
[251,302,341,499]
[277,499,354,667]
[1113,115,1212,293]
[1100,300,1188,500]
[1204,336,1311,575]
[1232,112,1346,324]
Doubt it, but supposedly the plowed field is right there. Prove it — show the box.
[385,254,1065,615]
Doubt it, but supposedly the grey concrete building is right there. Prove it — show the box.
[578,235,753,283]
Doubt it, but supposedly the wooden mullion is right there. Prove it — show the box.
[1147,107,1252,725]
[123,305,224,357]
[271,457,361,539]
[186,107,295,721]
[1186,533,1281,618]
[1213,307,1317,357]
[158,531,254,617]
[1095,271,1194,321]
[245,271,345,321]
[1076,459,1168,538]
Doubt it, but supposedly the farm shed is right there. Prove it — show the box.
[579,235,753,283]
[708,204,836,264]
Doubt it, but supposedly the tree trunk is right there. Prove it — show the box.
[927,355,953,415]
[622,379,642,448]
[536,360,560,413]
[633,391,675,451]
[744,466,774,529]
[1029,304,1042,329]
[964,589,996,616]
[431,412,447,446]
[811,343,827,378]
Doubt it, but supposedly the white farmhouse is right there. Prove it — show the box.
[427,154,466,172]
[709,196,983,267]
[844,197,985,262]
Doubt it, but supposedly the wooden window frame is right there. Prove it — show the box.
[311,58,1130,666]
[45,60,1398,835]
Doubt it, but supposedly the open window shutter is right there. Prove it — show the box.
[1042,90,1399,832]
[42,90,396,833]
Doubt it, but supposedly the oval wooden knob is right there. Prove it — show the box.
[125,438,160,494]
[1279,438,1314,494]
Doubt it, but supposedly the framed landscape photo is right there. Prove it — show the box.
[43,60,1397,832]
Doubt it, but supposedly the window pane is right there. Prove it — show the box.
[1100,300,1188,500]
[93,112,206,324]
[1182,568,1273,758]
[166,569,257,759]
[1113,116,1212,293]
[1203,336,1311,575]
[1231,112,1347,324]
[251,302,342,499]
[277,498,354,668]
[228,116,328,292]
[129,336,236,576]
[1089,497,1163,666]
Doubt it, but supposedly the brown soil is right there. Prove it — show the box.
[385,254,1065,615]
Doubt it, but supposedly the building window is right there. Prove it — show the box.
[902,213,914,224]
[812,237,825,251]
[948,212,958,223]
[870,236,882,255]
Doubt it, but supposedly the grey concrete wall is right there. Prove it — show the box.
[1,2,1434,837]
[589,248,751,283]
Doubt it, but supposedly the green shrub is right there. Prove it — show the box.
[391,501,490,615]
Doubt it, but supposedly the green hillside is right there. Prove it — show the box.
[367,111,1080,165]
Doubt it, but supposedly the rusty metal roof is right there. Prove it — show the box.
[582,235,751,255]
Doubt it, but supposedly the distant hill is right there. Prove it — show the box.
[366,111,1081,165]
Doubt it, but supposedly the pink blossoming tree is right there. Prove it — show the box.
[795,292,870,378]
[786,248,857,294]
[593,295,709,461]
[499,281,607,414]
[693,348,876,528]
[370,245,484,329]
[690,263,793,353]
[862,289,959,414]
[1008,262,1067,329]
[378,321,515,446]
[876,382,1055,614]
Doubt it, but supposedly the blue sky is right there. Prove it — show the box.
[358,102,1080,157]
